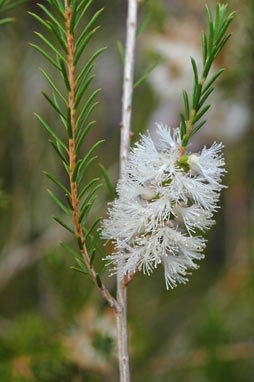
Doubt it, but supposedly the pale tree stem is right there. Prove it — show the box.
[116,1,138,381]
[120,0,138,175]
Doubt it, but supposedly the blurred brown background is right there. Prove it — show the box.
[0,0,253,381]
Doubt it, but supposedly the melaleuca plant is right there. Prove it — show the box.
[103,4,236,290]
[179,4,236,150]
[31,1,235,381]
[30,0,114,302]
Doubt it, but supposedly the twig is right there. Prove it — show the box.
[120,0,138,176]
[117,1,138,381]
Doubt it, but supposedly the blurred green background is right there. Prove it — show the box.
[0,0,253,381]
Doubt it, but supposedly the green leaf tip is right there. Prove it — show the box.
[0,0,28,13]
[60,241,82,260]
[53,216,75,234]
[117,40,125,64]
[98,163,116,200]
[42,170,70,195]
[47,188,72,218]
[134,58,164,89]
[179,2,235,149]
[70,266,89,275]
[0,18,16,24]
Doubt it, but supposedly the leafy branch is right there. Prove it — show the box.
[31,0,118,310]
[179,4,236,155]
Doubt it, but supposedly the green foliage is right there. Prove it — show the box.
[31,0,105,276]
[0,0,28,25]
[141,0,167,32]
[0,0,28,24]
[134,58,164,89]
[136,12,151,37]
[98,163,116,200]
[116,40,125,64]
[53,216,75,234]
[180,3,235,146]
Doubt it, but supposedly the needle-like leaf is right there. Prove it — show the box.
[47,189,72,218]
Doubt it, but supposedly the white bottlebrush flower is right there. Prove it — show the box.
[187,142,227,185]
[102,124,226,289]
[173,204,215,234]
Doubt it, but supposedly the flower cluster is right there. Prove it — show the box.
[102,124,226,289]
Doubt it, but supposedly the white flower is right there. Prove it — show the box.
[187,142,226,185]
[101,124,226,289]
[173,204,215,234]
